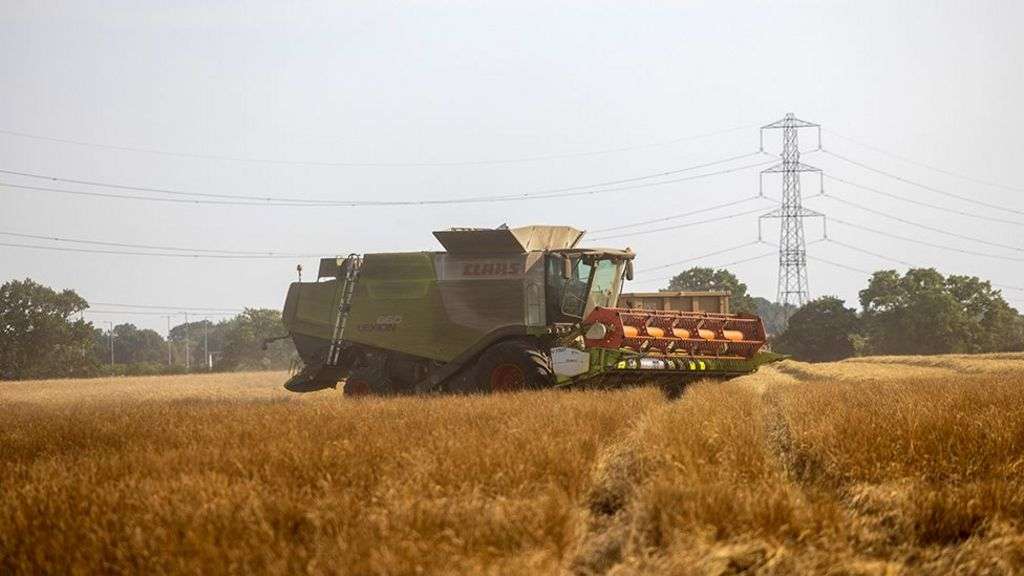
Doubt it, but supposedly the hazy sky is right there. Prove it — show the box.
[2,1,1022,334]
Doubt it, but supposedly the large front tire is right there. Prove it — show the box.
[472,340,554,393]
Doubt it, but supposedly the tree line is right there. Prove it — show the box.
[668,267,1024,361]
[4,268,1021,380]
[0,279,296,380]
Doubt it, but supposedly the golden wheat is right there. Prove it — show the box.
[2,353,1024,575]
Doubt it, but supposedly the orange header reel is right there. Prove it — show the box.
[582,307,767,360]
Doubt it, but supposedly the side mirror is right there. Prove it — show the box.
[562,256,573,280]
[625,260,634,281]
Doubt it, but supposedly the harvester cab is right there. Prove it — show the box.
[543,248,633,325]
[279,225,781,395]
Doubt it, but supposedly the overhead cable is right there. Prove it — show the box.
[825,174,1024,228]
[589,195,761,234]
[587,206,770,242]
[823,129,1024,193]
[827,220,1024,262]
[0,230,315,256]
[636,240,762,272]
[812,193,1024,253]
[82,309,238,316]
[0,241,333,259]
[805,254,873,275]
[88,302,245,312]
[813,239,1024,293]
[0,124,757,167]
[4,199,770,259]
[0,153,771,207]
[631,250,777,284]
[823,150,1024,217]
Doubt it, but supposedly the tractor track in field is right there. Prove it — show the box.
[567,399,667,575]
[761,387,826,487]
[757,378,925,571]
[568,380,799,575]
[566,378,831,575]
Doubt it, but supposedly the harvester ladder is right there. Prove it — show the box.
[326,254,362,366]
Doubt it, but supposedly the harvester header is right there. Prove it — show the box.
[278,225,781,395]
[582,308,766,359]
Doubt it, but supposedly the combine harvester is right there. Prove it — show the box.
[278,226,781,395]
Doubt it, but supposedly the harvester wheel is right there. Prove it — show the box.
[474,340,554,393]
[342,361,393,396]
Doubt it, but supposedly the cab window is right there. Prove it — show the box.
[545,256,591,320]
[587,259,619,310]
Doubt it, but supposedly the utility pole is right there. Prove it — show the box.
[184,311,190,372]
[166,315,172,366]
[758,113,825,310]
[106,321,115,366]
[204,317,210,371]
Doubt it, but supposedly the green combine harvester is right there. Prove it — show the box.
[279,225,781,395]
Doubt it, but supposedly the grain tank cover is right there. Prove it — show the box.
[432,225,584,255]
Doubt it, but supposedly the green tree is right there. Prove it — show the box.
[751,296,796,336]
[1016,316,1024,351]
[0,278,95,380]
[946,275,1024,353]
[774,296,861,361]
[217,308,295,371]
[860,269,963,355]
[859,268,1022,355]
[109,323,166,365]
[169,319,224,368]
[666,267,758,314]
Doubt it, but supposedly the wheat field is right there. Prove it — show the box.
[2,354,1023,575]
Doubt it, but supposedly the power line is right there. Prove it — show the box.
[2,207,769,258]
[823,150,1024,217]
[0,181,274,206]
[88,302,245,312]
[589,195,761,234]
[824,174,1024,228]
[2,199,769,260]
[819,235,1024,289]
[631,250,778,285]
[823,129,1024,193]
[827,220,1024,262]
[83,309,238,316]
[808,251,1024,296]
[503,154,770,200]
[813,193,1024,253]
[825,238,916,268]
[0,230,321,256]
[586,205,771,242]
[0,124,757,167]
[0,153,771,207]
[636,240,761,272]
[0,241,333,259]
[805,253,873,275]
[812,239,1024,293]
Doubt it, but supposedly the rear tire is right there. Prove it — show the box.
[472,340,554,393]
[342,369,390,396]
[342,351,395,396]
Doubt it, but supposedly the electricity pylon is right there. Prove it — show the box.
[758,113,825,309]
